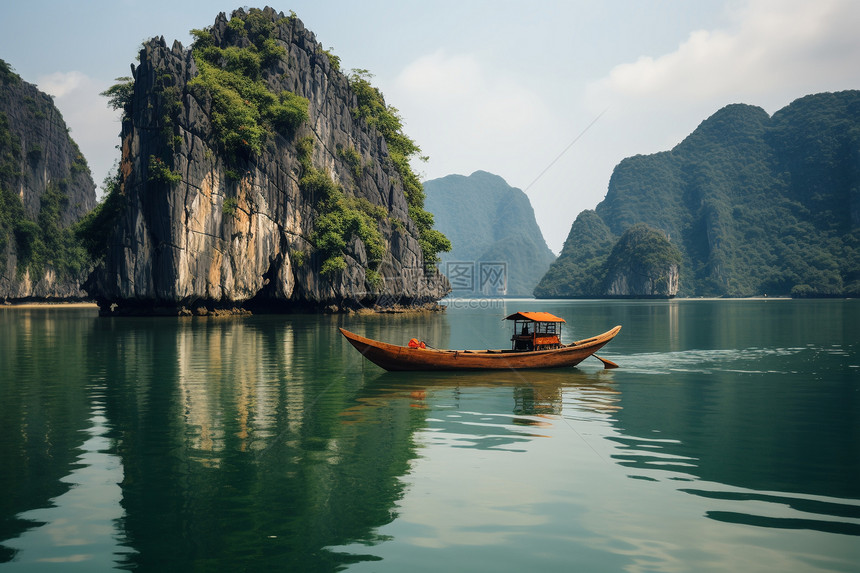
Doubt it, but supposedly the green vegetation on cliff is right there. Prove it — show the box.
[21,182,90,280]
[607,224,681,271]
[0,67,25,273]
[184,10,447,272]
[603,224,681,296]
[297,137,385,278]
[1,59,93,283]
[0,59,18,84]
[0,110,20,257]
[348,69,450,267]
[536,91,860,298]
[189,10,309,162]
[75,166,125,261]
[100,76,134,117]
[0,170,91,283]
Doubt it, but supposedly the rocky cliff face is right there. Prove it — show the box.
[84,8,448,313]
[0,59,96,301]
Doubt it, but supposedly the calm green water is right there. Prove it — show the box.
[1,299,858,572]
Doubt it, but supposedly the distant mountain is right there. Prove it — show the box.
[424,171,556,296]
[0,58,96,301]
[536,90,860,298]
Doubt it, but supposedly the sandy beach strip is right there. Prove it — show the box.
[1,302,99,310]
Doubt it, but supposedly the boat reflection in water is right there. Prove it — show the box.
[340,368,621,452]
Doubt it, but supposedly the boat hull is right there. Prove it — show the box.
[339,326,621,371]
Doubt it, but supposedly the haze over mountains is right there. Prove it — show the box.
[424,171,556,297]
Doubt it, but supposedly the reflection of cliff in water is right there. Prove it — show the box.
[0,309,96,562]
[98,315,427,570]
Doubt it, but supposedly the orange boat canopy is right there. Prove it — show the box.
[504,312,566,323]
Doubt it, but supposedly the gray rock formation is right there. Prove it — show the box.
[84,8,448,313]
[0,59,97,301]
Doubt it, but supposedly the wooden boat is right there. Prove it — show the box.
[339,312,621,371]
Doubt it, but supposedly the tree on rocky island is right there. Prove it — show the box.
[603,224,681,297]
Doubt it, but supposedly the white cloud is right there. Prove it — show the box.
[37,71,89,98]
[587,0,860,109]
[396,51,481,101]
[390,50,552,181]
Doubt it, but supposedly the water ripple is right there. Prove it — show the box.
[614,346,836,375]
[683,487,860,536]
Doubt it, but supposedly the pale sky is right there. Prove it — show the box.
[2,0,858,253]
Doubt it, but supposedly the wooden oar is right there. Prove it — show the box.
[593,354,619,369]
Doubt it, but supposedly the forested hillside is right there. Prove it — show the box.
[424,171,555,296]
[0,58,96,301]
[536,91,860,298]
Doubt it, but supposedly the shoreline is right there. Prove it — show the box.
[1,302,99,310]
[5,296,850,312]
[0,301,446,314]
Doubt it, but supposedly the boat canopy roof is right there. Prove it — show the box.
[504,311,566,323]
